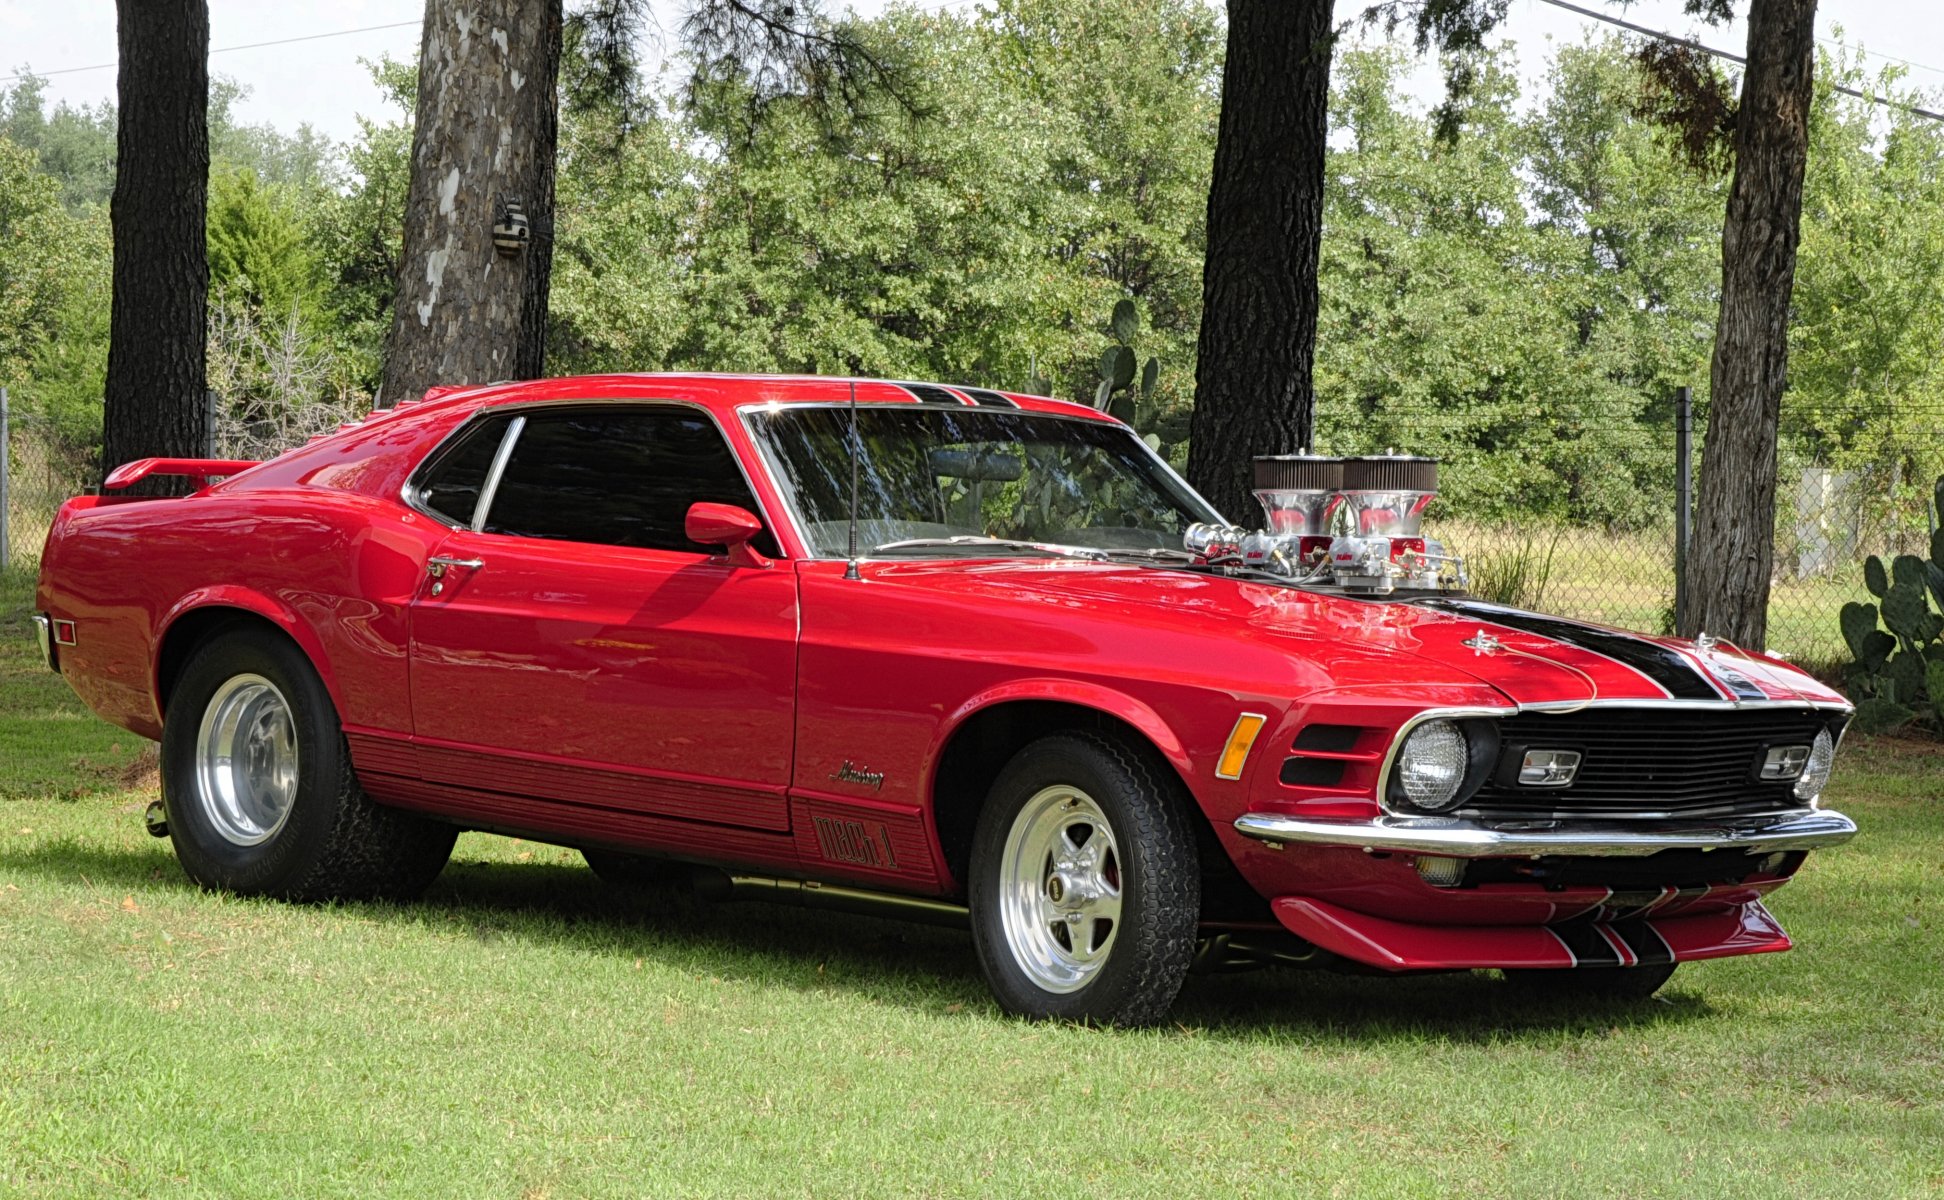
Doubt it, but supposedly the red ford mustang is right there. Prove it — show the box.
[32,374,1856,1024]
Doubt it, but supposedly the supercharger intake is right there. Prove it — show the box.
[1183,454,1467,595]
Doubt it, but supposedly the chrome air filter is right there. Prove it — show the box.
[1253,456,1345,538]
[1340,455,1439,538]
[1342,455,1438,494]
[1253,455,1345,493]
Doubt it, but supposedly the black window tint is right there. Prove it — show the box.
[482,409,777,556]
[416,414,512,525]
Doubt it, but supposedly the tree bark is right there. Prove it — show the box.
[383,0,563,403]
[103,0,209,481]
[1683,0,1817,649]
[1186,0,1334,524]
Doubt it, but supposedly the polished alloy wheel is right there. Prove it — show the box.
[192,673,300,847]
[997,784,1123,993]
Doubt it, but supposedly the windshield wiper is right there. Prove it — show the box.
[1094,546,1200,564]
[869,536,1107,560]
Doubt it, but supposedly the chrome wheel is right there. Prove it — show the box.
[997,784,1123,994]
[192,673,299,847]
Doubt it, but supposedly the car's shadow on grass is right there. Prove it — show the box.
[4,837,1717,1042]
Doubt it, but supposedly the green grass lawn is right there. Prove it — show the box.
[3,580,1941,1196]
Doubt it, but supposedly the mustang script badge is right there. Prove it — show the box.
[828,760,886,791]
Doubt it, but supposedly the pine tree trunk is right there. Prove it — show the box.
[1186,0,1334,524]
[102,0,209,483]
[383,0,563,403]
[1683,0,1818,650]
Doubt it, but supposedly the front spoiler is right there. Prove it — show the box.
[1233,807,1857,858]
[1272,895,1792,972]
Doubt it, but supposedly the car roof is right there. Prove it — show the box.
[396,373,1117,424]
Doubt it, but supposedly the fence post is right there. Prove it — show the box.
[1674,385,1693,635]
[0,386,10,571]
[204,388,218,458]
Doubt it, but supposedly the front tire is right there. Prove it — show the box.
[160,626,456,901]
[968,732,1200,1026]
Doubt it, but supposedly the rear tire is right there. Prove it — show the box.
[1502,961,1678,1001]
[160,626,455,901]
[967,732,1199,1026]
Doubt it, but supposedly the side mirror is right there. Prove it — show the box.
[685,502,773,569]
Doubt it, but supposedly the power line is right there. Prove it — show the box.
[0,19,421,87]
[1533,0,1944,123]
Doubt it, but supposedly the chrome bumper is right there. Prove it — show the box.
[30,613,57,673]
[1233,808,1858,858]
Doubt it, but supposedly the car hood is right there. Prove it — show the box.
[854,560,1847,710]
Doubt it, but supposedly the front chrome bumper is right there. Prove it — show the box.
[30,613,57,673]
[1233,807,1858,858]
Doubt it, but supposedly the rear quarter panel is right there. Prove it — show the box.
[34,401,477,739]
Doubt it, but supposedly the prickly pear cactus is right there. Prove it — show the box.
[1841,475,1944,733]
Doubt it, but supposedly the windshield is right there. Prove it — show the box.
[747,406,1220,557]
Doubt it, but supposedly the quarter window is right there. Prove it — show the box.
[481,408,777,556]
[414,414,514,527]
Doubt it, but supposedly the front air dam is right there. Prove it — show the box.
[1271,895,1793,971]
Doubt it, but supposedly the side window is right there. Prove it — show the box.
[481,408,778,556]
[414,414,513,526]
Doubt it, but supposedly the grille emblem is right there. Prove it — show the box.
[1759,744,1812,781]
[1517,749,1581,787]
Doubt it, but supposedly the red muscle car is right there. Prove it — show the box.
[32,374,1857,1024]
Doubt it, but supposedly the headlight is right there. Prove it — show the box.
[1394,719,1470,812]
[1793,728,1836,802]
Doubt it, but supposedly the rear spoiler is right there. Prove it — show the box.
[102,457,262,492]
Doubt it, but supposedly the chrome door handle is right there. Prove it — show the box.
[426,555,485,578]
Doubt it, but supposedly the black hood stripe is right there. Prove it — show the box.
[1416,598,1723,701]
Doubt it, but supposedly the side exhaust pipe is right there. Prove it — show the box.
[692,870,969,929]
[143,800,169,839]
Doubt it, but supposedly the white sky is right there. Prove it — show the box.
[1,0,1939,145]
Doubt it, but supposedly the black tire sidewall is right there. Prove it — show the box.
[161,627,350,896]
[968,733,1198,1024]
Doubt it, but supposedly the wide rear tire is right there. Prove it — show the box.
[160,626,455,902]
[968,732,1199,1026]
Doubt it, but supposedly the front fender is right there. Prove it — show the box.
[936,677,1198,785]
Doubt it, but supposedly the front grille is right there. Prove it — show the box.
[1463,708,1839,819]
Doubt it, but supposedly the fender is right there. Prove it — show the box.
[153,585,347,723]
[933,676,1197,787]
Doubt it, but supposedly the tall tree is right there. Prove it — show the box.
[382,0,563,401]
[1682,0,1818,647]
[1187,0,1334,522]
[383,0,905,401]
[102,0,210,478]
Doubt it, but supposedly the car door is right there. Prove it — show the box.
[405,403,799,833]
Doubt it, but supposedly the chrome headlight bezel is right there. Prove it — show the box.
[1386,717,1498,814]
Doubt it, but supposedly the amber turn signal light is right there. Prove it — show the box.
[1216,713,1269,780]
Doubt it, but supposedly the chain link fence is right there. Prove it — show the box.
[1,392,94,574]
[1386,395,1944,670]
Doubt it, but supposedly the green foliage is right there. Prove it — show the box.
[207,168,320,318]
[1842,477,1944,733]
[1314,39,1722,529]
[0,134,109,448]
[0,75,115,212]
